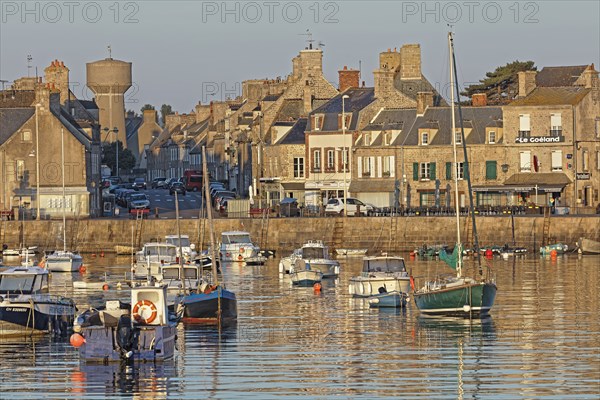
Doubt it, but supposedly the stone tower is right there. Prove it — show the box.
[86,57,132,145]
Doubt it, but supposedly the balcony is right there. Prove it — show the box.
[550,128,562,136]
[518,130,531,138]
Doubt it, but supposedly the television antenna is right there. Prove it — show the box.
[298,29,315,49]
[27,55,33,77]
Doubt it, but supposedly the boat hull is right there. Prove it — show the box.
[291,270,323,286]
[220,245,260,262]
[349,276,411,297]
[368,291,407,308]
[413,282,497,317]
[45,255,83,272]
[0,299,75,336]
[304,261,340,278]
[182,288,237,325]
[578,238,600,255]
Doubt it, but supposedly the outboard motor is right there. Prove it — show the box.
[116,315,134,352]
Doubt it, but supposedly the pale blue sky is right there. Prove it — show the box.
[1,1,598,112]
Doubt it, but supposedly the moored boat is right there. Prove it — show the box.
[44,251,83,273]
[0,266,76,336]
[539,243,568,256]
[165,234,197,261]
[71,284,178,362]
[219,231,260,262]
[368,290,409,308]
[336,248,368,256]
[280,240,340,278]
[349,254,410,297]
[134,242,178,278]
[577,237,600,255]
[290,260,323,286]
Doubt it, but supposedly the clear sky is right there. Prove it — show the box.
[1,1,599,112]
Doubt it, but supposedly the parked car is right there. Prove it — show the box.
[164,178,178,189]
[127,193,150,211]
[213,191,236,207]
[115,189,135,207]
[132,177,147,190]
[365,203,382,216]
[324,197,370,216]
[169,182,186,196]
[218,196,235,214]
[151,177,167,189]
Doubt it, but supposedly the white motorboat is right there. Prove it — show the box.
[368,291,409,308]
[290,260,323,286]
[72,284,178,362]
[165,235,198,261]
[219,231,260,262]
[1,246,37,263]
[0,266,76,336]
[134,242,178,278]
[349,254,411,297]
[335,248,368,256]
[279,240,340,278]
[577,237,600,255]
[44,251,83,273]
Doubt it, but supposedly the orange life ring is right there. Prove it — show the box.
[410,276,415,291]
[132,299,158,324]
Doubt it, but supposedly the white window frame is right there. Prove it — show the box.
[420,162,431,180]
[456,162,465,180]
[313,150,321,171]
[364,133,371,146]
[520,151,531,172]
[293,157,305,178]
[341,149,349,172]
[551,150,563,171]
[519,114,531,136]
[488,131,496,144]
[455,131,462,145]
[582,150,589,171]
[22,130,32,142]
[362,157,372,177]
[327,149,335,171]
[16,159,25,181]
[383,132,391,146]
[382,156,392,177]
[550,113,562,135]
[314,115,322,131]
[421,132,429,145]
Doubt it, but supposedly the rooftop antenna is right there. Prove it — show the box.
[27,55,33,77]
[318,41,326,48]
[0,80,8,91]
[107,45,112,59]
[298,29,314,49]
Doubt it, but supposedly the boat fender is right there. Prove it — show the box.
[240,248,245,253]
[70,333,85,347]
[410,276,415,291]
[132,300,158,324]
[238,255,243,261]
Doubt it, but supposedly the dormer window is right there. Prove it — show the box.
[421,131,429,145]
[364,133,371,146]
[313,115,323,131]
[383,132,391,146]
[488,131,496,144]
[455,132,462,145]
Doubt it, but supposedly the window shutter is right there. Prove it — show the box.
[430,162,436,180]
[377,157,382,178]
[519,114,530,131]
[446,162,452,180]
[413,163,419,181]
[464,162,469,180]
[390,156,395,177]
[486,161,497,180]
[370,157,375,177]
[358,156,362,177]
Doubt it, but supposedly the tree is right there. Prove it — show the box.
[461,61,536,104]
[160,104,173,124]
[102,142,136,174]
[140,104,155,113]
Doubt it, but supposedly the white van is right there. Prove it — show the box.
[325,197,371,216]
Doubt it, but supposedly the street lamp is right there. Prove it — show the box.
[342,94,350,216]
[103,127,119,177]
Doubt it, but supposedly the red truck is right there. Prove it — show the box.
[183,170,203,192]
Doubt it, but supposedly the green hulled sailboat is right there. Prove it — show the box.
[412,32,497,318]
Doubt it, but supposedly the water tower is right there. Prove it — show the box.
[86,57,132,146]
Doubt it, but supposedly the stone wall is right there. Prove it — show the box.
[3,216,598,255]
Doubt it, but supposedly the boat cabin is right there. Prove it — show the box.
[131,285,170,326]
[362,257,407,274]
[221,231,252,245]
[0,267,49,295]
[300,241,328,259]
[165,235,192,248]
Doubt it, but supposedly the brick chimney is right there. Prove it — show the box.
[338,66,360,92]
[416,91,434,115]
[472,93,488,107]
[44,59,70,105]
[518,71,537,97]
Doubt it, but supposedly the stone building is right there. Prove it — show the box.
[502,64,600,209]
[0,85,101,219]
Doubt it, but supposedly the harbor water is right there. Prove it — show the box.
[0,254,598,398]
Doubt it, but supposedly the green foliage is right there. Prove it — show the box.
[102,141,136,174]
[140,104,155,113]
[160,104,173,123]
[461,61,536,99]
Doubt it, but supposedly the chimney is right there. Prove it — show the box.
[471,93,488,107]
[143,109,158,123]
[400,44,421,80]
[303,86,313,114]
[195,103,211,123]
[44,59,70,105]
[338,66,360,92]
[416,91,434,115]
[518,71,537,97]
[580,64,599,89]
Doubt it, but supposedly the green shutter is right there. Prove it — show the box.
[446,162,452,180]
[464,162,469,181]
[430,162,436,180]
[486,161,497,180]
[413,163,419,181]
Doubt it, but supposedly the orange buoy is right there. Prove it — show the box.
[550,249,558,259]
[100,250,105,258]
[313,282,322,293]
[102,283,109,291]
[485,249,493,259]
[70,333,85,347]
[409,251,416,260]
[79,265,86,273]
[91,253,96,258]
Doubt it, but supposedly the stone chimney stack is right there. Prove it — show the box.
[44,59,70,105]
[472,93,488,107]
[143,109,158,124]
[195,103,211,123]
[400,44,421,80]
[338,66,360,92]
[580,64,599,89]
[303,86,313,114]
[518,71,537,97]
[416,92,434,115]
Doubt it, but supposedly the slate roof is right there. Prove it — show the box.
[0,91,35,108]
[275,99,304,121]
[57,108,93,149]
[536,65,588,87]
[0,108,35,145]
[508,87,590,106]
[78,99,98,110]
[309,88,376,132]
[263,94,281,102]
[278,118,307,145]
[504,172,572,186]
[125,116,143,140]
[363,109,415,131]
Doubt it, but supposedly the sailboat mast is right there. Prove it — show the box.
[450,32,482,266]
[61,128,66,253]
[448,32,462,277]
[175,191,186,292]
[202,146,219,286]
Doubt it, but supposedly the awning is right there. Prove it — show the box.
[281,182,306,191]
[349,180,395,193]
[472,172,572,193]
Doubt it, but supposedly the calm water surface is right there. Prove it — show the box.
[0,253,598,399]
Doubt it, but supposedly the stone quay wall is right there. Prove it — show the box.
[1,216,598,254]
